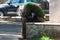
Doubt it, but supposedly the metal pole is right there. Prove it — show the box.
[19,11,26,40]
[22,17,26,39]
[19,0,27,39]
[25,0,27,4]
[22,11,26,39]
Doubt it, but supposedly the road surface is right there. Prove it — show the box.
[0,22,22,40]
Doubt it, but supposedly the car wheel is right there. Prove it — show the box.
[0,11,4,18]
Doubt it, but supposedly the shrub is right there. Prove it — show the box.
[34,36,50,40]
[23,2,45,22]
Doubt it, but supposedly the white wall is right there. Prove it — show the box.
[50,0,60,23]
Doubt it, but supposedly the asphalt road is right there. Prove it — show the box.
[0,22,22,40]
[0,22,22,34]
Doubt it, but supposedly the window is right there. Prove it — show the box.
[11,0,20,3]
[20,0,24,3]
[31,0,47,3]
[27,0,31,2]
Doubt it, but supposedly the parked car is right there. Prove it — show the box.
[0,0,21,17]
[0,0,49,17]
[20,0,49,14]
